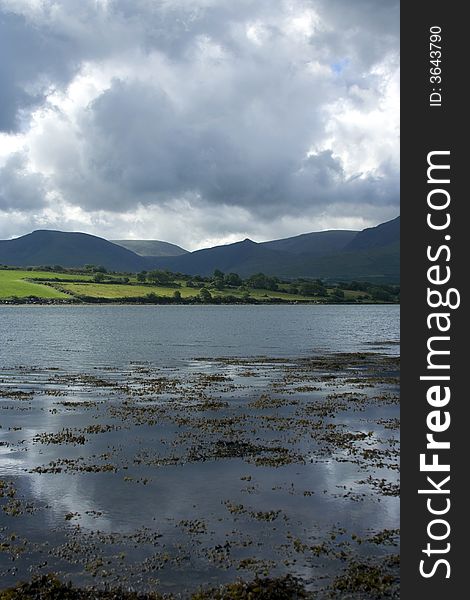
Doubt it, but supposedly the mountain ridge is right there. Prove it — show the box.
[0,230,145,271]
[344,216,400,251]
[0,217,400,282]
[111,239,188,257]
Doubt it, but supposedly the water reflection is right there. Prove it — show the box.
[0,306,399,594]
[0,355,398,589]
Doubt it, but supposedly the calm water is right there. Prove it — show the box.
[0,305,399,369]
[0,305,399,594]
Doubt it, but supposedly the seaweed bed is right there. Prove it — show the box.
[0,352,399,598]
[0,566,400,598]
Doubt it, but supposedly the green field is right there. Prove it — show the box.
[18,271,92,281]
[60,282,196,299]
[0,270,70,299]
[58,282,317,301]
[0,269,392,303]
[0,270,322,302]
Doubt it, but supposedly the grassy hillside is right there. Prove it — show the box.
[0,270,72,299]
[52,281,318,302]
[59,282,196,299]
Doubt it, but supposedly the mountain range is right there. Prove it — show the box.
[0,216,400,282]
[111,240,188,257]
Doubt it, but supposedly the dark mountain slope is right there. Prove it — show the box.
[0,216,400,282]
[112,240,188,257]
[344,216,400,251]
[149,239,293,277]
[148,234,399,282]
[271,242,400,282]
[0,230,146,271]
[262,229,357,256]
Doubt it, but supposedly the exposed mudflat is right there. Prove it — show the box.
[0,352,399,598]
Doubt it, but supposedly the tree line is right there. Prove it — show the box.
[1,264,399,302]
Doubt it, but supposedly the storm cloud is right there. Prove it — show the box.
[0,0,399,248]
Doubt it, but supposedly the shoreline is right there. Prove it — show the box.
[0,299,400,306]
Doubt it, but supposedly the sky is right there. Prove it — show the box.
[0,0,399,251]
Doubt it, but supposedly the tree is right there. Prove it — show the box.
[213,269,224,279]
[331,288,345,299]
[93,272,105,283]
[225,272,242,287]
[212,279,225,291]
[370,288,393,301]
[246,273,278,291]
[173,290,182,301]
[147,270,159,284]
[137,271,147,283]
[199,287,212,303]
[148,270,171,285]
[299,282,327,297]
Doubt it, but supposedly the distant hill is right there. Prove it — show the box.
[284,217,400,282]
[262,229,357,256]
[344,216,400,251]
[153,239,293,277]
[276,241,400,282]
[0,230,147,271]
[112,240,188,257]
[151,218,400,281]
[0,217,399,281]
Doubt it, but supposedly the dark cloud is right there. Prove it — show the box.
[0,0,399,245]
[0,11,78,132]
[0,152,47,210]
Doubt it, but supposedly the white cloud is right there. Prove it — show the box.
[0,0,399,246]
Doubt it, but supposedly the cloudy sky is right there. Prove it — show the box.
[0,0,399,250]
